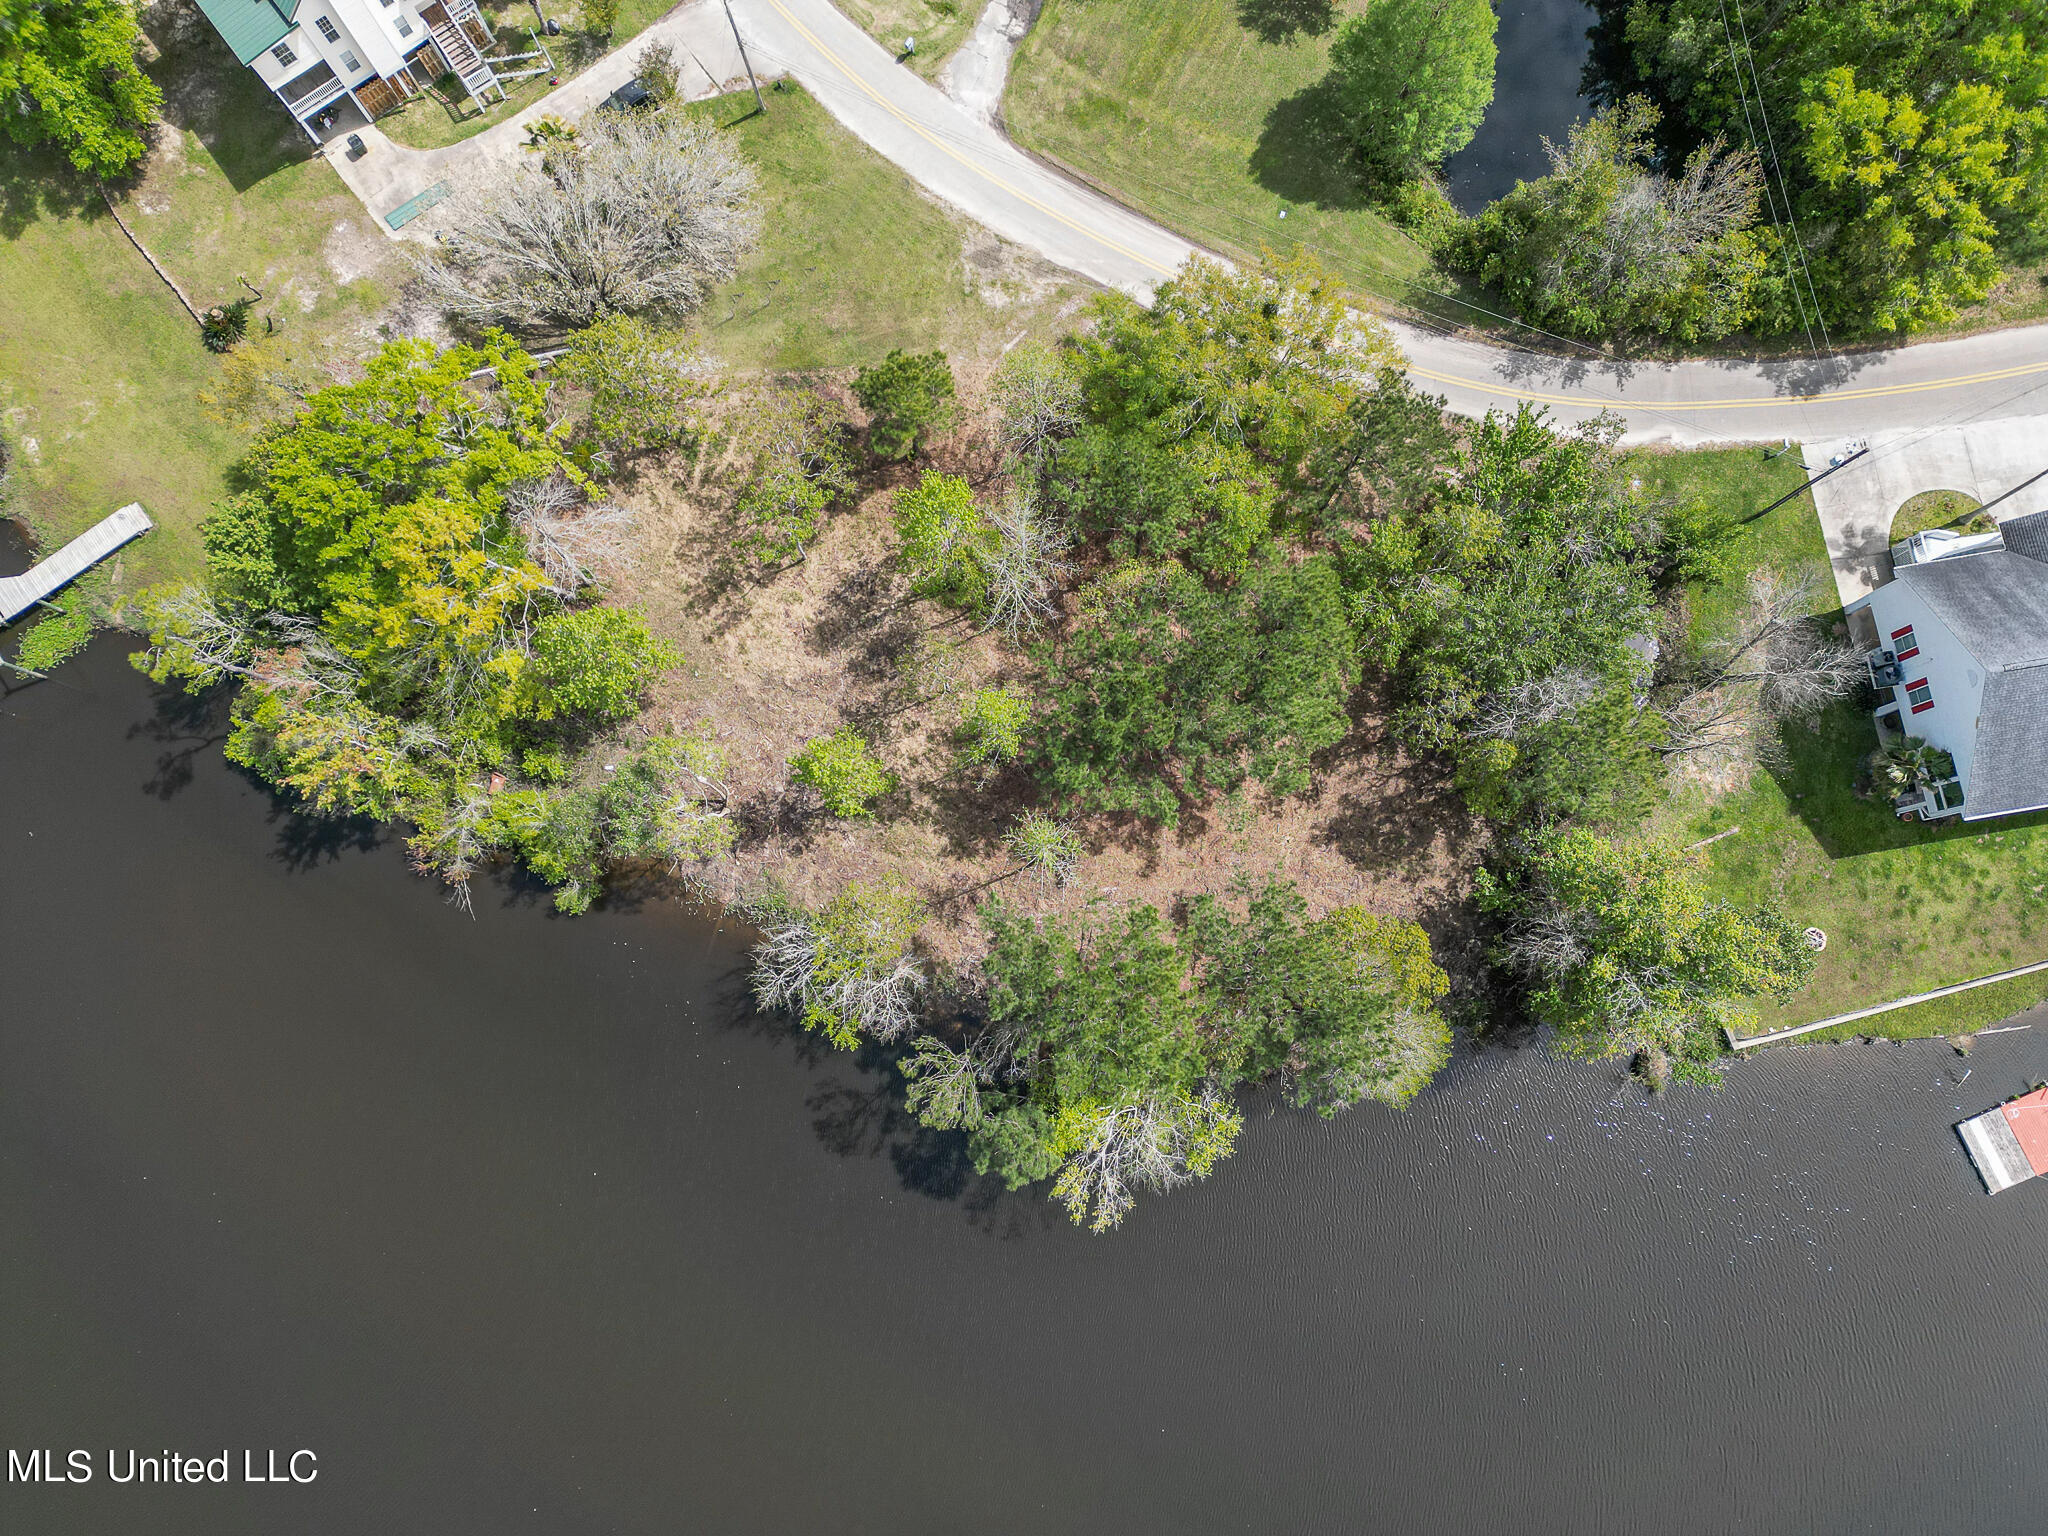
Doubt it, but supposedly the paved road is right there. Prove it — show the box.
[734,0,2048,445]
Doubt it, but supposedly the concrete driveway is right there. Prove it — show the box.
[1805,419,2048,605]
[322,3,749,235]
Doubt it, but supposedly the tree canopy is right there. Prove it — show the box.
[0,0,160,176]
[1586,0,2047,333]
[1327,0,1498,174]
[136,336,698,914]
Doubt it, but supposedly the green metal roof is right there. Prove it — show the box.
[195,0,299,65]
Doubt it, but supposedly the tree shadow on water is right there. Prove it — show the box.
[128,682,231,801]
[1237,0,1336,44]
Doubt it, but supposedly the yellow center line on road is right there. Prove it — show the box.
[760,0,1176,277]
[761,0,2048,414]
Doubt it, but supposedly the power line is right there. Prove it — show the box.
[1714,0,1821,364]
[1728,0,1834,358]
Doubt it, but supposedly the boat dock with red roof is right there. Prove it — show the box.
[1958,1084,2048,1193]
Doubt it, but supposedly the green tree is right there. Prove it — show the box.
[1327,0,1498,174]
[893,470,994,609]
[852,348,956,460]
[558,314,710,455]
[1340,405,1670,822]
[789,728,894,817]
[733,387,854,563]
[1478,829,1817,1084]
[957,685,1029,773]
[1449,97,1767,341]
[1186,880,1451,1115]
[524,607,675,724]
[1031,556,1358,826]
[0,0,161,176]
[1797,66,2026,331]
[977,901,1236,1231]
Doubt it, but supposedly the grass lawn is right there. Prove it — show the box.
[1636,448,2048,1041]
[685,86,1091,370]
[1891,489,1989,544]
[0,22,399,591]
[378,0,678,150]
[836,0,976,83]
[1005,0,1481,320]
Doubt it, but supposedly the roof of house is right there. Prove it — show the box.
[1893,510,2048,818]
[195,0,299,65]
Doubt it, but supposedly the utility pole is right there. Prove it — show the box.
[723,0,765,114]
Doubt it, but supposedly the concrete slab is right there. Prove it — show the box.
[1804,417,2048,606]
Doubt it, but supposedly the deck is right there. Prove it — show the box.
[1957,1085,2048,1194]
[0,503,153,625]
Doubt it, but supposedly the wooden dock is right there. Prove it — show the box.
[0,503,153,624]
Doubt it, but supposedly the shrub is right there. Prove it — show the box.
[790,729,894,817]
[852,348,955,460]
[958,686,1030,772]
[637,39,681,102]
[579,0,619,36]
[525,607,676,724]
[894,470,993,609]
[199,299,253,353]
[1003,811,1083,887]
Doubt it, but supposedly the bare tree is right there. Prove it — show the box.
[982,483,1073,639]
[134,586,260,688]
[415,110,760,330]
[1049,1089,1238,1233]
[1463,667,1605,742]
[1656,569,1861,761]
[504,470,640,594]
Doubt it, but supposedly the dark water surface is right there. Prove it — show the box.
[1443,0,1598,213]
[9,636,2048,1534]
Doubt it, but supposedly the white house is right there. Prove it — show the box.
[1845,509,2048,822]
[195,0,524,140]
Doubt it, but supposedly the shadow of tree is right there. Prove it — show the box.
[1237,0,1337,45]
[1250,78,1374,212]
[126,680,232,801]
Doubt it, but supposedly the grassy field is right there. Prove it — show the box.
[0,24,399,589]
[686,86,1091,371]
[378,0,679,150]
[836,0,976,83]
[1634,448,2048,1040]
[1005,0,1479,318]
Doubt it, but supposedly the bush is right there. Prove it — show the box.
[958,686,1030,772]
[894,470,993,609]
[579,0,619,36]
[852,348,955,460]
[199,299,253,353]
[637,39,682,103]
[733,388,854,562]
[790,729,894,817]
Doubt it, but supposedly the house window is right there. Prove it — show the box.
[1906,678,1935,713]
[395,16,412,35]
[340,50,359,72]
[315,15,340,42]
[271,41,297,66]
[1891,624,1920,661]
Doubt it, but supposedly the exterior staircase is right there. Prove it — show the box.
[431,3,502,104]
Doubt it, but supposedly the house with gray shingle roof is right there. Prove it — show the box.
[1847,509,2048,822]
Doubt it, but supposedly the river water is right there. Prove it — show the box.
[8,632,2048,1533]
[1443,0,1598,213]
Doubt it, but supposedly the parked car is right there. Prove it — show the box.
[601,78,653,114]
